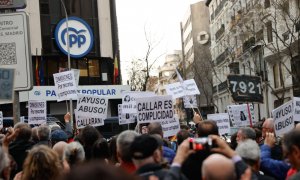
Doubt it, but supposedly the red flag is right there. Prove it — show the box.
[113,56,119,84]
[35,56,40,86]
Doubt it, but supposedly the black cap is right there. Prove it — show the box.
[130,134,162,159]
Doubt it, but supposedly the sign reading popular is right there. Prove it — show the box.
[53,70,77,102]
[272,100,294,137]
[136,95,174,124]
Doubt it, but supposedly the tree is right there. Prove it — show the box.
[128,25,164,91]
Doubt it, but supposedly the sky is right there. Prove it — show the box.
[116,0,201,84]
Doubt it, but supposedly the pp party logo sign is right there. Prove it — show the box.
[55,17,94,58]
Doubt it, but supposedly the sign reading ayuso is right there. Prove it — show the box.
[55,17,93,58]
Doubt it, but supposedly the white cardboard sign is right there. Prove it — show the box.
[294,97,300,122]
[28,100,47,125]
[118,104,136,125]
[165,79,200,99]
[75,109,105,129]
[76,94,108,119]
[0,111,3,129]
[161,116,180,138]
[53,70,77,102]
[227,104,256,127]
[272,100,294,137]
[207,113,230,135]
[135,95,174,124]
[183,95,197,108]
[122,91,155,114]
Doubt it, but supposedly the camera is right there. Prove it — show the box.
[189,137,216,151]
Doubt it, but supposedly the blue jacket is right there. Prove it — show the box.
[163,146,176,164]
[260,144,290,180]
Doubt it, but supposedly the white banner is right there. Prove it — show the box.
[294,97,300,122]
[272,100,294,137]
[122,91,155,114]
[136,95,174,124]
[28,100,47,125]
[207,113,230,135]
[183,95,197,108]
[165,79,200,99]
[53,70,77,102]
[75,109,105,129]
[118,104,136,125]
[0,111,3,129]
[227,104,256,127]
[76,94,108,119]
[161,116,180,138]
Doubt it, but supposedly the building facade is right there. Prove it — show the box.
[0,0,127,119]
[206,0,300,119]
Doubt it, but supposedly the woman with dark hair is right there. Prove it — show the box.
[91,138,110,162]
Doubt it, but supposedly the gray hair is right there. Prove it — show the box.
[0,147,10,174]
[239,127,256,140]
[116,130,139,162]
[236,139,260,162]
[37,125,51,141]
[63,141,85,166]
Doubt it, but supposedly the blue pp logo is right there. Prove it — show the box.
[55,17,93,58]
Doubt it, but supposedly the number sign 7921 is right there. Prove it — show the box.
[229,81,261,94]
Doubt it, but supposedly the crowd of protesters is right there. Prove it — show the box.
[0,112,300,180]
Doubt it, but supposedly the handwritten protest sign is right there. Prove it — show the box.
[165,79,200,99]
[75,109,104,129]
[53,70,77,102]
[161,116,180,138]
[122,91,155,114]
[294,97,300,122]
[183,95,197,108]
[207,113,230,135]
[76,94,108,119]
[0,111,3,129]
[118,104,136,125]
[135,95,174,124]
[272,100,294,137]
[28,100,47,125]
[227,104,256,127]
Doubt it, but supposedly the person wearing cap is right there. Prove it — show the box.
[130,134,189,180]
[51,129,68,147]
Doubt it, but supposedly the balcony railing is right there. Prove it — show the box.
[243,37,255,52]
[216,48,228,65]
[218,81,228,92]
[215,24,225,40]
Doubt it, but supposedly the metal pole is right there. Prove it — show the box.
[59,0,73,128]
[13,91,20,125]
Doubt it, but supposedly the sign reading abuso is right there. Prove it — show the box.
[55,17,94,58]
[0,12,33,91]
[0,0,26,9]
[227,75,263,103]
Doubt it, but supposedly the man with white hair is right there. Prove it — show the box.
[202,154,236,180]
[236,139,274,180]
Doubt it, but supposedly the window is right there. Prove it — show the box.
[273,63,282,88]
[264,0,270,8]
[88,59,100,77]
[266,21,273,43]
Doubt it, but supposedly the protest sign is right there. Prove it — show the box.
[294,97,300,122]
[122,91,155,114]
[0,111,3,129]
[0,68,14,101]
[165,79,200,99]
[272,100,294,137]
[53,70,77,102]
[207,113,230,135]
[161,116,180,138]
[183,95,197,108]
[28,100,47,125]
[227,104,256,127]
[136,95,174,124]
[75,109,104,129]
[118,104,135,125]
[76,94,108,119]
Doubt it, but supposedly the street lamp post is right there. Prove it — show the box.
[59,0,73,127]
